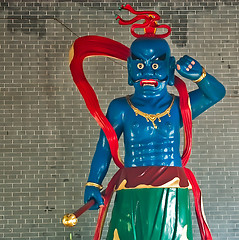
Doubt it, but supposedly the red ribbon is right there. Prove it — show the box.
[70,36,129,168]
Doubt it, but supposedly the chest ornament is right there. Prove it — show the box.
[126,95,175,129]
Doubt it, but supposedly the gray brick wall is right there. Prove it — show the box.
[0,0,238,239]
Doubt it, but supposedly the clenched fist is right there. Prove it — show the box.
[176,55,203,81]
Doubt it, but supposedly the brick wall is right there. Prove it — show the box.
[0,0,238,239]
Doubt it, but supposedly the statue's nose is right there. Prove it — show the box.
[143,65,155,78]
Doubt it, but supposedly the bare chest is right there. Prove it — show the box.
[123,103,180,143]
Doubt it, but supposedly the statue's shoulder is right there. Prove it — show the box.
[106,96,129,123]
[108,96,129,111]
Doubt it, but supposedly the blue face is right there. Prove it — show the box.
[127,38,175,92]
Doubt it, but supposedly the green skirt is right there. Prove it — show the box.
[106,188,193,240]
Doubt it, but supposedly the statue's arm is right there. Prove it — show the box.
[176,55,226,120]
[84,98,124,209]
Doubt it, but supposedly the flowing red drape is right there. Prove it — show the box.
[70,36,129,168]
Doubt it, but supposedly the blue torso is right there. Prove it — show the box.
[115,95,182,167]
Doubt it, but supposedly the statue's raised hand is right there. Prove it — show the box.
[84,186,104,210]
[176,55,203,81]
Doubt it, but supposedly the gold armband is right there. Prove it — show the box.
[85,182,103,190]
[193,67,207,83]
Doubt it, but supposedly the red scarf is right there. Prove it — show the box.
[70,36,212,240]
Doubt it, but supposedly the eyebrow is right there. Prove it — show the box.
[154,53,166,61]
[131,53,142,60]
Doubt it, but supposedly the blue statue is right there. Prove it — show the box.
[64,4,225,240]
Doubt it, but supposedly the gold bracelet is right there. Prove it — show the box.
[193,67,207,83]
[85,182,103,190]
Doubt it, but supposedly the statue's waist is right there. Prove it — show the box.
[125,143,181,164]
[124,155,182,168]
[114,166,191,191]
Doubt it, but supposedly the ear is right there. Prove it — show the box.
[168,56,176,86]
[127,57,134,86]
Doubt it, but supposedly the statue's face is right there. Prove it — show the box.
[127,38,175,92]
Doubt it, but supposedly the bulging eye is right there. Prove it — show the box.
[152,63,159,70]
[137,63,144,70]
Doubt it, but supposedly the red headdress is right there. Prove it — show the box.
[116,4,171,38]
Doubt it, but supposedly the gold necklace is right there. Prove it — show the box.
[126,95,175,129]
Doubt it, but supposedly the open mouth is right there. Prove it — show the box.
[139,76,168,87]
[140,79,158,87]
